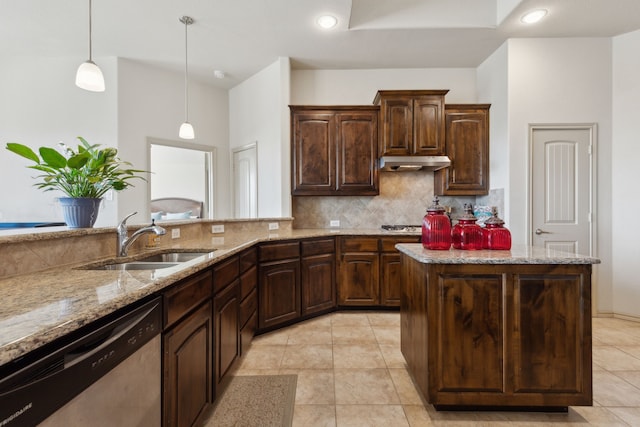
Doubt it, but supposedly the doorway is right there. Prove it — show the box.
[529,124,596,255]
[232,143,258,218]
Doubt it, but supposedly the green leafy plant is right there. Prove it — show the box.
[6,136,147,198]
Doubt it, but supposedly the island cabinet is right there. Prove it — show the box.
[290,106,379,196]
[400,254,593,410]
[338,236,420,307]
[374,90,449,156]
[258,241,301,330]
[212,255,240,398]
[435,104,490,196]
[162,271,213,427]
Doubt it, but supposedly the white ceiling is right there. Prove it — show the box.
[2,0,640,89]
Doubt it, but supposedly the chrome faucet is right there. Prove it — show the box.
[117,212,166,257]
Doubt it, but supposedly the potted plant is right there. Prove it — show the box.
[6,136,147,228]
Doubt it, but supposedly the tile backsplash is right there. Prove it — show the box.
[292,172,503,228]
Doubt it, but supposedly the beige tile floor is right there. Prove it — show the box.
[233,312,640,426]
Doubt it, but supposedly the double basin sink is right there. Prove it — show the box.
[88,251,215,271]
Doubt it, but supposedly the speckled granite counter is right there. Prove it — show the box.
[396,243,601,265]
[0,226,417,367]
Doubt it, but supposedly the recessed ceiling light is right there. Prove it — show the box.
[317,15,338,29]
[521,9,547,24]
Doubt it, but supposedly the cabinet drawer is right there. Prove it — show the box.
[239,247,257,273]
[240,265,257,300]
[164,271,212,328]
[240,288,257,327]
[301,238,335,257]
[380,236,421,252]
[259,242,300,262]
[213,256,240,294]
[340,237,379,253]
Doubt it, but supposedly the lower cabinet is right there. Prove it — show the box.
[213,280,239,394]
[162,270,213,427]
[301,238,336,316]
[338,236,420,307]
[239,248,258,355]
[259,256,301,330]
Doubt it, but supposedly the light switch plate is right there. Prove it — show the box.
[212,224,224,233]
[330,220,340,227]
[171,228,180,239]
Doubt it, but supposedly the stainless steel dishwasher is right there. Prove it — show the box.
[0,296,162,427]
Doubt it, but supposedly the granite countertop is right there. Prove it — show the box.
[396,243,601,265]
[0,227,419,368]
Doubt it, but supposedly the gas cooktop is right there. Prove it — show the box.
[381,225,422,233]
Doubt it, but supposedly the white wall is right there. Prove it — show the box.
[477,42,510,221]
[506,38,613,315]
[291,68,477,105]
[612,30,640,319]
[229,58,291,218]
[117,59,229,222]
[0,56,119,226]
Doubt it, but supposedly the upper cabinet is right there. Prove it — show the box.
[435,104,490,196]
[373,90,449,156]
[291,106,379,196]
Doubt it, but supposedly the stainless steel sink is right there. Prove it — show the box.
[84,250,215,270]
[94,262,180,271]
[136,252,213,263]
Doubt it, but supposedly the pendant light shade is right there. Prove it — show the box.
[76,0,105,92]
[179,16,195,140]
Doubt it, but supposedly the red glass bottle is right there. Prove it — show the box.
[482,209,512,250]
[422,197,451,250]
[451,204,484,250]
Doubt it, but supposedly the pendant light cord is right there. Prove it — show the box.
[88,0,93,61]
[184,18,189,122]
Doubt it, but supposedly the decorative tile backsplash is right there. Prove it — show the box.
[292,172,503,229]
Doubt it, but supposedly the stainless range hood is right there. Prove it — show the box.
[379,155,451,172]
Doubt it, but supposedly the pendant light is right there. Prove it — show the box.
[76,0,105,92]
[179,16,195,140]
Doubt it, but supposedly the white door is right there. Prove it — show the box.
[530,125,595,255]
[232,143,257,218]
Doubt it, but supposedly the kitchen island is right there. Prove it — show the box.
[397,244,600,411]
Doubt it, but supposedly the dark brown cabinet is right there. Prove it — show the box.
[338,236,419,307]
[239,247,258,355]
[401,257,592,409]
[301,238,336,315]
[162,271,213,427]
[258,241,301,330]
[435,104,490,196]
[291,106,379,196]
[374,90,448,156]
[212,256,240,397]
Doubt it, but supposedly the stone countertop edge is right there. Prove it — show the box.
[396,243,601,265]
[0,228,418,367]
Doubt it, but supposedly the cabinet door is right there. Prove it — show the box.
[429,268,504,395]
[338,252,380,306]
[213,280,240,392]
[379,96,413,156]
[336,112,379,195]
[380,253,402,307]
[413,96,445,155]
[259,259,301,329]
[510,270,591,398]
[291,111,335,195]
[435,105,490,195]
[301,253,336,315]
[163,301,212,427]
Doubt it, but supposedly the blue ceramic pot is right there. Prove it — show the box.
[58,197,102,228]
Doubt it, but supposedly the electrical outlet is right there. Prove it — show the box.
[211,224,224,233]
[212,237,225,246]
[171,228,180,239]
[268,222,279,230]
[330,220,340,227]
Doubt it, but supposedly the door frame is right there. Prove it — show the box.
[527,123,598,256]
